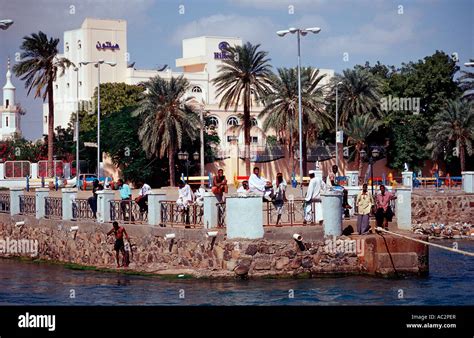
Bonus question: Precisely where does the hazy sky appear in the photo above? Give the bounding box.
[0,0,473,140]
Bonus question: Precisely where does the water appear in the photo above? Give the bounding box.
[0,240,473,305]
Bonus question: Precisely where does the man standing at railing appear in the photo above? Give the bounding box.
[177,180,194,226]
[249,167,267,195]
[304,170,325,225]
[375,184,397,230]
[135,180,151,213]
[88,179,103,219]
[117,179,133,222]
[107,221,130,268]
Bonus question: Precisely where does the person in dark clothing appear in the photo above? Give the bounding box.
[107,221,130,268]
[88,179,103,218]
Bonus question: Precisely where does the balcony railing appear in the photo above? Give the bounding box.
[263,198,319,226]
[110,200,147,224]
[239,146,285,162]
[19,195,35,216]
[45,197,63,219]
[0,193,10,213]
[160,201,203,228]
[72,198,95,220]
[216,202,226,228]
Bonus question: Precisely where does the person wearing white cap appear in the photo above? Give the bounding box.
[304,170,325,224]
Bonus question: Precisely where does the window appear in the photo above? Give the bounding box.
[5,99,9,108]
[251,118,258,127]
[191,86,202,93]
[77,40,82,49]
[67,83,70,88]
[44,116,47,123]
[227,116,239,126]
[65,43,69,52]
[79,81,82,87]
[251,136,258,143]
[5,117,8,127]
[55,84,58,90]
[227,135,238,142]
[207,116,219,127]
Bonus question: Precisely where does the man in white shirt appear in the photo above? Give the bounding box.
[177,181,194,226]
[249,167,267,195]
[304,170,325,225]
[236,180,250,196]
[135,180,151,213]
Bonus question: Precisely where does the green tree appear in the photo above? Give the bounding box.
[426,99,474,172]
[212,42,273,175]
[132,75,200,186]
[259,67,329,175]
[459,58,474,101]
[13,31,73,176]
[92,82,144,116]
[344,114,381,177]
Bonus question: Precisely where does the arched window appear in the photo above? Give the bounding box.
[227,116,239,126]
[191,86,202,93]
[65,43,69,52]
[207,116,219,130]
[77,40,82,49]
[251,117,258,127]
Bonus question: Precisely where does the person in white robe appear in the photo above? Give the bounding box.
[248,167,267,195]
[176,181,194,210]
[304,170,325,224]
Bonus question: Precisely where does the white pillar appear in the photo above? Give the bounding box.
[462,171,474,193]
[96,190,115,223]
[402,171,413,191]
[35,188,49,219]
[203,192,219,229]
[61,188,76,221]
[346,170,359,187]
[147,191,166,226]
[10,187,23,216]
[321,190,343,237]
[31,163,38,179]
[396,187,412,230]
[226,195,263,239]
[0,163,4,179]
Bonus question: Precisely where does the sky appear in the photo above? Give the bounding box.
[0,0,473,140]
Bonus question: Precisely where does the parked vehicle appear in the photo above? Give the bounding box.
[78,174,114,190]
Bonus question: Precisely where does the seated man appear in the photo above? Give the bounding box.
[176,181,194,225]
[236,180,250,195]
[248,167,267,196]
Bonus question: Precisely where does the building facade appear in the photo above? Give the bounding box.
[0,58,21,140]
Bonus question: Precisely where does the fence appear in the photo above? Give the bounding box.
[4,161,31,178]
[0,193,10,213]
[110,200,148,224]
[45,197,63,219]
[72,198,95,220]
[19,195,35,216]
[217,202,226,228]
[263,198,318,226]
[160,201,203,227]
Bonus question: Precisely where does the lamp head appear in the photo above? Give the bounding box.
[276,30,289,37]
[288,27,298,34]
[305,27,321,34]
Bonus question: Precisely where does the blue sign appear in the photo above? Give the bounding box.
[214,41,232,60]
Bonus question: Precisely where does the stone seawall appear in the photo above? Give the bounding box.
[412,193,474,224]
[0,213,429,278]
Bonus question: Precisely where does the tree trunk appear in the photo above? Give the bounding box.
[302,131,308,176]
[459,144,465,172]
[243,90,251,175]
[47,83,54,177]
[357,147,364,180]
[169,146,176,187]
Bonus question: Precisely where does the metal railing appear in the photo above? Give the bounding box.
[263,198,318,226]
[160,201,203,227]
[110,200,148,224]
[239,146,285,162]
[72,198,95,220]
[19,195,35,216]
[216,202,226,228]
[45,197,63,219]
[0,193,10,213]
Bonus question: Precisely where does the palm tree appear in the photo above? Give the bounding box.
[426,99,474,172]
[212,42,273,175]
[132,75,200,186]
[13,31,73,177]
[259,67,330,175]
[328,68,383,128]
[344,114,381,177]
[459,59,474,101]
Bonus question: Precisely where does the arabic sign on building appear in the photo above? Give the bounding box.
[96,41,120,51]
[214,41,231,60]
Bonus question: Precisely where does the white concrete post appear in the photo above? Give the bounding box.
[226,195,263,239]
[35,188,49,219]
[9,187,23,216]
[96,190,115,223]
[462,171,474,193]
[147,191,167,226]
[61,188,76,221]
[346,170,359,187]
[396,187,412,230]
[314,169,323,182]
[203,192,219,229]
[31,163,38,179]
[321,190,343,237]
[0,163,5,180]
[402,171,413,191]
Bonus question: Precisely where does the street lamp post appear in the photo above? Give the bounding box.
[360,147,381,195]
[335,81,343,166]
[277,26,321,195]
[178,151,200,182]
[199,105,205,187]
[73,67,80,188]
[79,60,116,176]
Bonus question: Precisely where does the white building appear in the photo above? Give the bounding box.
[0,58,22,140]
